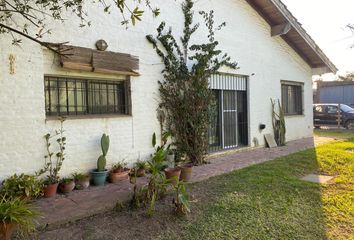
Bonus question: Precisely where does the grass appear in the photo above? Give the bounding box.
[159,137,354,240]
[314,128,354,139]
[35,132,354,240]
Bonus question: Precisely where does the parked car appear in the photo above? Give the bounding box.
[313,103,354,129]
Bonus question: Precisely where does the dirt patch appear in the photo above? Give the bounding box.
[28,185,206,240]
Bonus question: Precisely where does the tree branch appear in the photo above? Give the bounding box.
[0,23,66,56]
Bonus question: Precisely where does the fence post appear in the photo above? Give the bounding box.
[337,104,341,129]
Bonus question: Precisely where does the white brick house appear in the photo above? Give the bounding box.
[0,0,336,180]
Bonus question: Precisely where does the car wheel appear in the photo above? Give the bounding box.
[345,120,354,130]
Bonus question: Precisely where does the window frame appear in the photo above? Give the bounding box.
[281,80,304,116]
[44,75,132,118]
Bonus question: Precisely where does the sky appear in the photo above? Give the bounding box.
[281,0,354,80]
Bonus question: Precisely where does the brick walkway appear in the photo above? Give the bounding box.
[35,137,319,229]
[192,137,316,182]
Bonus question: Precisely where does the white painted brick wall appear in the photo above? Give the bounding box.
[0,0,313,180]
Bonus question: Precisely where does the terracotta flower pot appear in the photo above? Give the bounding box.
[109,169,130,183]
[43,183,59,198]
[136,169,146,177]
[0,223,15,240]
[75,178,90,190]
[164,167,181,185]
[179,163,193,182]
[59,180,75,193]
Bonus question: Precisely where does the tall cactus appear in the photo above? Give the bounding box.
[271,99,286,146]
[278,100,286,146]
[97,134,110,172]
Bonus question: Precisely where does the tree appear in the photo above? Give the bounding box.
[347,24,354,48]
[0,0,159,53]
[339,71,354,81]
[146,0,238,165]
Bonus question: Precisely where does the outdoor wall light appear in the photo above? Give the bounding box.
[259,124,266,130]
[96,39,108,51]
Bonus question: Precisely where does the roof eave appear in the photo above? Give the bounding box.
[269,0,338,74]
[246,0,338,74]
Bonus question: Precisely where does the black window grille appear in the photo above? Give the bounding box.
[45,76,130,116]
[208,89,248,152]
[281,83,303,115]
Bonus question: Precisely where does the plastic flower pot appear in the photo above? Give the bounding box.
[59,180,75,193]
[109,168,130,183]
[43,183,59,198]
[0,223,15,240]
[75,177,90,190]
[164,167,181,185]
[91,170,108,186]
[179,163,193,182]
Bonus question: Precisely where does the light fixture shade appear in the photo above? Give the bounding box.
[96,40,108,51]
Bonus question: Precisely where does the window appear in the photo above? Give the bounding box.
[340,104,353,113]
[281,82,303,115]
[314,105,324,113]
[45,76,131,116]
[326,105,338,114]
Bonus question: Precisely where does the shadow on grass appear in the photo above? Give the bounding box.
[167,147,328,240]
[165,137,353,240]
[31,137,354,240]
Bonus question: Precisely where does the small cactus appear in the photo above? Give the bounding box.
[97,134,109,172]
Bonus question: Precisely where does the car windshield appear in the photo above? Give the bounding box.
[340,104,354,113]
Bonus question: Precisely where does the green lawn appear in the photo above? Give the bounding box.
[314,129,354,140]
[36,135,354,240]
[160,138,354,240]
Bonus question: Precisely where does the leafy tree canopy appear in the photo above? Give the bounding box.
[339,71,354,81]
[0,0,159,50]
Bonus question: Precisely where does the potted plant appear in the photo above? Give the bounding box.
[109,161,130,183]
[37,117,66,198]
[179,163,193,182]
[134,160,148,177]
[0,174,44,200]
[164,167,181,185]
[172,179,190,215]
[91,134,110,186]
[73,173,90,190]
[0,196,39,240]
[58,178,75,193]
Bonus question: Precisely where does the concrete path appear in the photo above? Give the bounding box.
[34,137,320,229]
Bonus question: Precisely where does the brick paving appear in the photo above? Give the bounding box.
[191,137,316,182]
[34,137,322,229]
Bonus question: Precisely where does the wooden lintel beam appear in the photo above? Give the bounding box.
[271,23,292,37]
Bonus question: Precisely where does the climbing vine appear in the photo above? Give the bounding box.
[146,0,238,165]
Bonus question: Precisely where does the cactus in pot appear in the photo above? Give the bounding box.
[97,134,109,172]
[91,134,110,186]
